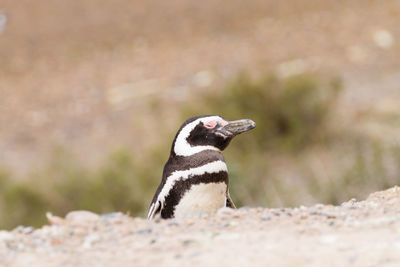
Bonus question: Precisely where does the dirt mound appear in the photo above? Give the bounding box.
[1,186,400,267]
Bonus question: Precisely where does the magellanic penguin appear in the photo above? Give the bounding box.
[147,115,256,220]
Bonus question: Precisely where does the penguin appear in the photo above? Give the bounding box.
[147,115,256,220]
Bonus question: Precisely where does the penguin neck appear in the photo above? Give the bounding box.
[164,149,227,178]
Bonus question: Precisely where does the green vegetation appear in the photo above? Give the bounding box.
[183,73,341,151]
[0,148,163,229]
[1,72,399,229]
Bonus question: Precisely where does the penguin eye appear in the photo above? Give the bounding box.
[204,120,218,129]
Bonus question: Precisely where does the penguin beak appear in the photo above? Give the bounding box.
[217,119,256,137]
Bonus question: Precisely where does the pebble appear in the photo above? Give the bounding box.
[217,207,235,216]
[261,214,271,221]
[0,231,14,242]
[82,233,101,249]
[66,210,100,223]
[21,227,34,235]
[320,234,338,244]
[13,226,34,234]
[46,212,64,225]
[100,212,129,220]
[167,222,179,227]
[136,228,152,234]
[182,239,196,246]
[300,214,308,220]
[222,221,239,227]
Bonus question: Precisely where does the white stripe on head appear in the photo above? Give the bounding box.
[156,160,228,208]
[174,116,225,156]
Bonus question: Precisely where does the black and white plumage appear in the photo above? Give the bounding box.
[147,115,256,220]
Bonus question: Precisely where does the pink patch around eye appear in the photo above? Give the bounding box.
[204,120,218,129]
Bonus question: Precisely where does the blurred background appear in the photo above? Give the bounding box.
[1,0,400,229]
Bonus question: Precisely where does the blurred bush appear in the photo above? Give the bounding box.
[183,73,342,152]
[0,148,163,229]
[1,72,400,229]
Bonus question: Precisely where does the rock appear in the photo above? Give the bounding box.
[65,210,100,223]
[136,228,152,235]
[100,212,130,224]
[82,233,101,249]
[320,234,338,244]
[46,212,65,225]
[272,211,280,216]
[261,214,271,221]
[216,207,235,217]
[100,212,129,220]
[0,231,14,242]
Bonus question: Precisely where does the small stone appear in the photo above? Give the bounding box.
[325,213,337,219]
[195,212,210,219]
[0,231,14,242]
[261,214,271,221]
[46,212,64,225]
[167,222,179,227]
[82,233,101,249]
[136,228,152,234]
[66,210,100,223]
[190,252,202,258]
[182,239,196,246]
[320,234,338,244]
[222,221,238,227]
[300,214,308,220]
[12,226,25,233]
[217,207,235,216]
[100,212,129,220]
[33,237,45,246]
[21,227,34,235]
[348,255,358,264]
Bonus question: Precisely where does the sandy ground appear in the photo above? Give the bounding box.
[1,186,400,267]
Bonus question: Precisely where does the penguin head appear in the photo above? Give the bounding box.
[172,115,256,157]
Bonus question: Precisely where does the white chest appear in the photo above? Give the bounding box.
[173,182,227,219]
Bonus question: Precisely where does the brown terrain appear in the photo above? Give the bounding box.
[1,0,400,174]
[1,186,400,267]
